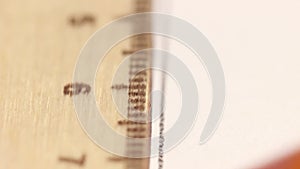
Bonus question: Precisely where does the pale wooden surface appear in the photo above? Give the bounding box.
[0,0,152,168]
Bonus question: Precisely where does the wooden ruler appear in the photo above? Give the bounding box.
[0,0,154,169]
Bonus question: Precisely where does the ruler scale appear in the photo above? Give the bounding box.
[0,0,155,169]
[124,1,152,169]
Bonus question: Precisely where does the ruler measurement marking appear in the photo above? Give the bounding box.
[124,1,152,169]
[58,154,86,166]
[68,14,96,27]
[63,83,91,96]
[107,1,153,169]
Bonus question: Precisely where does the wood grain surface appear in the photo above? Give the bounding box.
[0,0,153,169]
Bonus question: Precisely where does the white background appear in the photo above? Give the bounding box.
[150,0,300,169]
